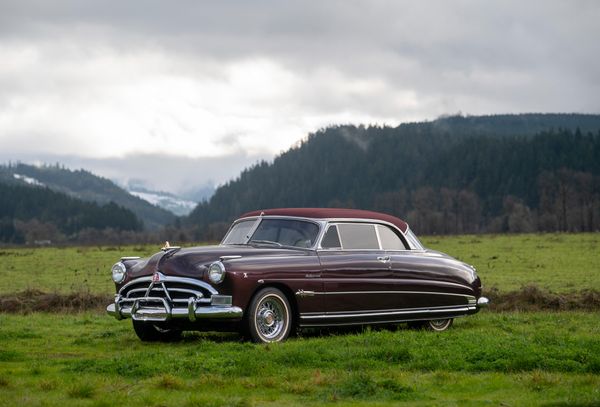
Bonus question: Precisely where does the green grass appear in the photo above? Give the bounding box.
[0,312,599,406]
[422,233,600,292]
[0,234,599,405]
[0,244,211,295]
[0,233,599,296]
[0,245,156,294]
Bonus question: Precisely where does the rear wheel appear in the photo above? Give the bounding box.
[426,318,453,331]
[132,320,182,342]
[408,318,453,331]
[247,287,292,343]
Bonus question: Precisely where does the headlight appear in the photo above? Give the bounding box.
[208,261,226,284]
[111,262,127,283]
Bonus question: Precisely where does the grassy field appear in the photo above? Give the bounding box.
[0,233,599,295]
[421,233,600,292]
[0,312,599,406]
[0,233,599,405]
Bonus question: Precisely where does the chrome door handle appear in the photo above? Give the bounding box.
[377,256,390,263]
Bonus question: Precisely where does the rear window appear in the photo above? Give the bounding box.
[377,224,407,250]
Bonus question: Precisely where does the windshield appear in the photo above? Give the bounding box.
[222,219,256,245]
[222,218,320,248]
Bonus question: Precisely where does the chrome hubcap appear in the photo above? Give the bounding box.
[256,296,287,340]
[263,310,275,326]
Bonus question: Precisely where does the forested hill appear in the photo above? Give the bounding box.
[0,182,142,244]
[0,163,175,229]
[187,114,600,238]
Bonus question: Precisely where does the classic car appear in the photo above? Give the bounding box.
[107,208,489,343]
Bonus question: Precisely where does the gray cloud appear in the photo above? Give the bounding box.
[0,152,270,195]
[2,0,598,115]
[0,0,599,191]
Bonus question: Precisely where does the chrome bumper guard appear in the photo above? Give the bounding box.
[477,296,490,308]
[106,294,243,322]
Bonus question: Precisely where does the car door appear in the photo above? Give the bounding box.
[318,222,394,316]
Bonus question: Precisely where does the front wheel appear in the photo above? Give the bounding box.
[247,287,292,343]
[132,320,182,342]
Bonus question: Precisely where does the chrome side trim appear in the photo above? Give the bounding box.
[312,290,475,300]
[300,304,475,320]
[296,289,315,297]
[300,314,469,327]
[302,303,472,316]
[220,255,242,261]
[120,256,141,261]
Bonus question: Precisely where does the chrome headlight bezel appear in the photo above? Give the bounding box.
[111,262,127,284]
[207,261,226,284]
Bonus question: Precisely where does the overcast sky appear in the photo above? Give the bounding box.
[1,0,599,193]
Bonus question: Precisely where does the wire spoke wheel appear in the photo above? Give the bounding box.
[427,318,453,332]
[248,288,291,343]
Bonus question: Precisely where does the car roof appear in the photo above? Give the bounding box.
[239,208,409,233]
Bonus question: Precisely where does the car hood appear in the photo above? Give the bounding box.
[122,244,311,281]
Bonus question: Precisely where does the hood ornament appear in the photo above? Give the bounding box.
[161,241,182,254]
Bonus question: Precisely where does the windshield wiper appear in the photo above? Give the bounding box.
[249,239,283,247]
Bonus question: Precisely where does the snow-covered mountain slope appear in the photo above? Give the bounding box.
[128,189,197,216]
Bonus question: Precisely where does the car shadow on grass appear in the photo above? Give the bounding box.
[177,323,414,344]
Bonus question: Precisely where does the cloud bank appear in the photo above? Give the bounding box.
[0,0,598,191]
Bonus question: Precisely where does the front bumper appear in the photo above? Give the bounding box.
[106,294,243,323]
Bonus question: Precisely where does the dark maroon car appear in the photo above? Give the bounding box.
[107,208,489,343]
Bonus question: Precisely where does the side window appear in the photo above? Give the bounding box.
[338,223,379,250]
[321,225,341,249]
[377,225,407,250]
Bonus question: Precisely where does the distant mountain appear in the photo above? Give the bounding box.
[0,182,142,243]
[179,183,215,203]
[187,113,600,238]
[0,163,175,229]
[126,185,197,216]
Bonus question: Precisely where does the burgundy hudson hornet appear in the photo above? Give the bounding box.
[107,208,489,343]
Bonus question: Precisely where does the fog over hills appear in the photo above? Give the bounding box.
[0,163,175,229]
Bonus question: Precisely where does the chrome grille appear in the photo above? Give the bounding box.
[119,275,216,305]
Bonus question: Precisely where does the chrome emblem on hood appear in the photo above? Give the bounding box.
[152,272,162,283]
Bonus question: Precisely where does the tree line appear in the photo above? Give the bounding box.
[186,124,600,239]
[0,183,143,244]
[3,114,600,245]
